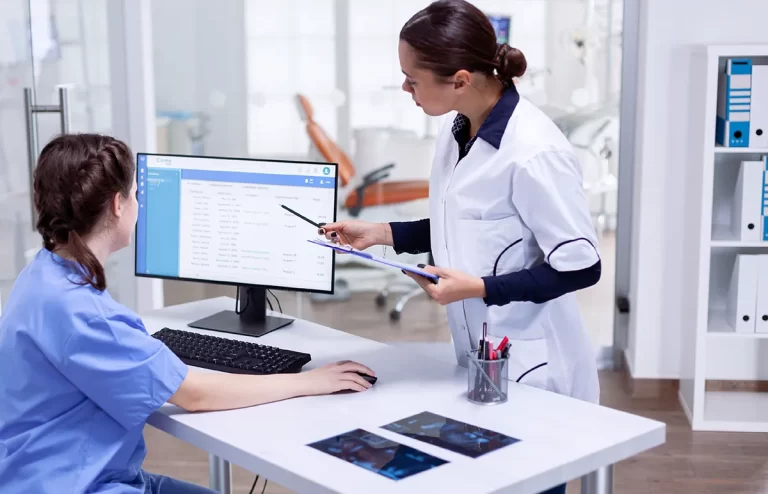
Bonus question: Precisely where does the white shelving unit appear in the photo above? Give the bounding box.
[680,44,768,432]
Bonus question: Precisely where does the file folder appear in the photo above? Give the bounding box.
[716,58,752,147]
[726,254,758,333]
[756,256,768,333]
[731,159,764,242]
[750,64,768,149]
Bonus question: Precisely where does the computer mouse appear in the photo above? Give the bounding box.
[355,371,377,385]
[331,372,377,395]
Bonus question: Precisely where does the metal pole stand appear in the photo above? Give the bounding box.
[23,87,70,230]
[208,454,232,494]
[581,465,614,494]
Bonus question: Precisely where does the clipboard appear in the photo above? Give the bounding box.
[307,239,439,283]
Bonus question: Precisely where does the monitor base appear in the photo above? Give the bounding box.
[187,286,294,338]
[188,310,294,338]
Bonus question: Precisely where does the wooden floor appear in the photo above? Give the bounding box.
[143,289,768,494]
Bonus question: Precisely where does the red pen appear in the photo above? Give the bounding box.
[495,336,509,353]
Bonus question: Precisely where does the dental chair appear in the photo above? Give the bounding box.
[295,94,432,321]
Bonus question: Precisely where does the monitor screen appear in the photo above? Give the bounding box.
[135,153,337,293]
[488,14,511,45]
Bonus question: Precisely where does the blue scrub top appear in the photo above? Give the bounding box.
[0,249,188,493]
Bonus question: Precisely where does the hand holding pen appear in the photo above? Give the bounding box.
[281,204,366,250]
[317,219,391,252]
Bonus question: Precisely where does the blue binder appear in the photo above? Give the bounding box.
[716,58,753,147]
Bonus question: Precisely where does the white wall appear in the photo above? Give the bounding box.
[107,0,162,312]
[151,0,248,158]
[627,0,768,378]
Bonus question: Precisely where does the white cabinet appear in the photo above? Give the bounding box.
[681,44,768,432]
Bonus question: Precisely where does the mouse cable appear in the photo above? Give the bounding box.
[238,287,276,314]
[236,286,251,315]
[516,362,547,383]
[248,475,259,494]
[267,289,282,313]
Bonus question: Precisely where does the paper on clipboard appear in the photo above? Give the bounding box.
[307,239,439,282]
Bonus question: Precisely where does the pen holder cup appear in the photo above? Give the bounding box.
[467,350,509,405]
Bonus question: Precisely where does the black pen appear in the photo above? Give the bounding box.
[281,204,326,229]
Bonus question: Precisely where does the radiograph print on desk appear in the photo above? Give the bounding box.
[382,411,520,458]
[307,428,448,481]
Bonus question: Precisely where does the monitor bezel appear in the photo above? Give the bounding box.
[133,152,339,296]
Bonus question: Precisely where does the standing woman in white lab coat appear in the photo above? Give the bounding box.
[324,0,600,484]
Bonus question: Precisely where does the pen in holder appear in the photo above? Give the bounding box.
[467,349,509,405]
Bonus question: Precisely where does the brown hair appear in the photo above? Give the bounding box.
[400,0,526,87]
[33,134,135,291]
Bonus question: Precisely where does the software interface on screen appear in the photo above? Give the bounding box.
[135,154,336,292]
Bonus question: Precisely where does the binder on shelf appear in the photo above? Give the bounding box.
[764,157,768,242]
[750,65,768,149]
[716,58,752,147]
[756,256,768,333]
[731,159,764,242]
[726,254,758,333]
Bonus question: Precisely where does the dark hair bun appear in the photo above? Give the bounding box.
[495,43,527,85]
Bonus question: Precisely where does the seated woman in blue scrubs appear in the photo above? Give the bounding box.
[0,134,375,493]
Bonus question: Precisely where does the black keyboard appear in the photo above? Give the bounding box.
[153,328,311,375]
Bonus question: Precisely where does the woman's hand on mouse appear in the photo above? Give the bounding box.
[300,360,376,395]
[404,265,486,305]
[317,221,392,251]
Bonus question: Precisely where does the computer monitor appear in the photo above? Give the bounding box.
[487,14,511,45]
[135,153,338,337]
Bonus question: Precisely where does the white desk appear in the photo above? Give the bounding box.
[144,297,665,494]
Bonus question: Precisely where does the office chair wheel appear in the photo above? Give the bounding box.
[375,293,387,308]
[389,309,401,321]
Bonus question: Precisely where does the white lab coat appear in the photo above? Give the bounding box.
[429,96,600,404]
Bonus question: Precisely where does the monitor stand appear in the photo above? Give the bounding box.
[187,286,294,338]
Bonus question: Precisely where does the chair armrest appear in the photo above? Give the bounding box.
[361,163,395,185]
[348,163,395,217]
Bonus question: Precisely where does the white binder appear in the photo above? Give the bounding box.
[731,160,764,242]
[726,254,760,333]
[726,254,758,333]
[750,65,768,149]
[756,256,768,333]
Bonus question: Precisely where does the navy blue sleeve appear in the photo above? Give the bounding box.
[389,219,431,255]
[482,260,601,306]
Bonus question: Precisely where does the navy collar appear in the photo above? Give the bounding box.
[451,84,520,152]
